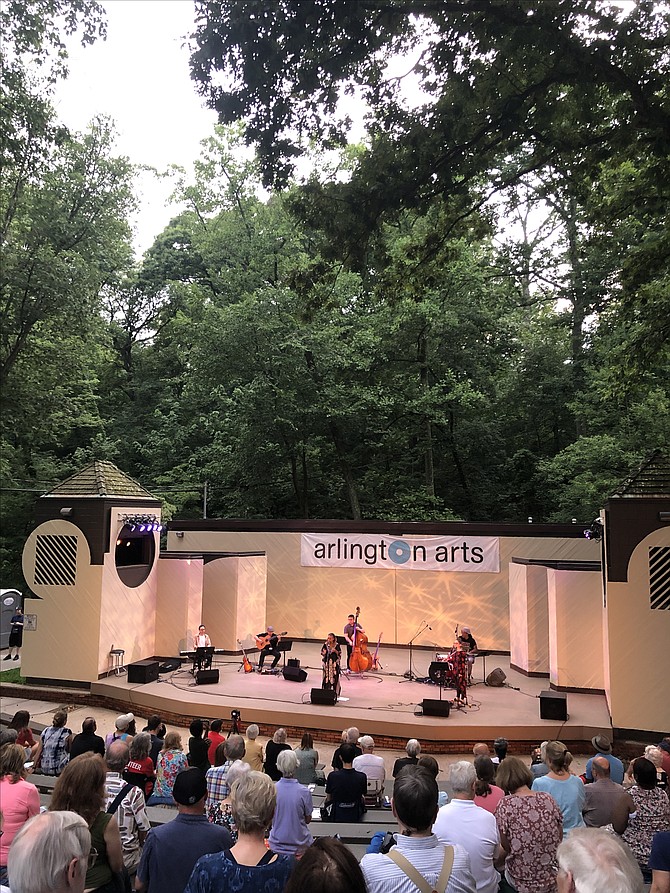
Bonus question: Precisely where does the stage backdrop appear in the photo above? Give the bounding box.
[166,521,597,653]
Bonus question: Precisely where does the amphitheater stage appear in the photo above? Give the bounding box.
[91,641,611,749]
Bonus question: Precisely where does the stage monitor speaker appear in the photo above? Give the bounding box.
[287,658,301,668]
[310,688,337,706]
[127,660,159,685]
[421,698,451,717]
[282,666,307,682]
[539,690,567,721]
[196,668,220,685]
[486,667,507,687]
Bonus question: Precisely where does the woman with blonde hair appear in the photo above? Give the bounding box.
[531,740,585,836]
[185,770,295,891]
[147,730,188,805]
[50,753,123,892]
[0,744,40,886]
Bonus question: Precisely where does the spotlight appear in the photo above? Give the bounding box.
[583,518,603,542]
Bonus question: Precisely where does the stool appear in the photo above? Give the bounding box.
[109,648,126,676]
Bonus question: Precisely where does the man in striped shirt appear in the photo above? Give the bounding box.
[361,765,476,893]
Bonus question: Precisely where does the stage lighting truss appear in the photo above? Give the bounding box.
[583,518,603,541]
[120,513,163,534]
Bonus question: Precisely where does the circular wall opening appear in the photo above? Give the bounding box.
[115,525,156,587]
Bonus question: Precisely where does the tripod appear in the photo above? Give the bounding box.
[400,622,430,683]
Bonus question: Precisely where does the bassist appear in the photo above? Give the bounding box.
[343,612,365,670]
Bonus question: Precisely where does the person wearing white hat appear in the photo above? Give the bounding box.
[457,627,478,683]
[105,713,135,750]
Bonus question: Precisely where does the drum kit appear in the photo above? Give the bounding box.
[428,641,471,689]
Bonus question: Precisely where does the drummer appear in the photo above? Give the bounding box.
[458,626,478,682]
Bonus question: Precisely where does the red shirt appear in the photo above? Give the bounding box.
[208,731,225,766]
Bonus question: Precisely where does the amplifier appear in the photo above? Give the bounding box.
[539,690,567,721]
[127,660,159,685]
[421,698,451,717]
[196,668,220,685]
[282,666,307,682]
[287,658,301,668]
[310,688,337,706]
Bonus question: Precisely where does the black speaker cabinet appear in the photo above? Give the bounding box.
[310,688,337,706]
[287,658,301,668]
[127,660,159,685]
[422,698,451,717]
[486,667,507,687]
[196,668,220,685]
[539,690,567,721]
[282,665,308,682]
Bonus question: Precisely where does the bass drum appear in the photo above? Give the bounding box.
[428,660,455,687]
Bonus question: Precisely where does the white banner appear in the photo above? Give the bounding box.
[301,533,500,573]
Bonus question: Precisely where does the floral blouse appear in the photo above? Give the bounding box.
[153,749,188,800]
[495,791,563,893]
[621,785,670,870]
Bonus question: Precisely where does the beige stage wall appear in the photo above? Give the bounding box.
[605,528,670,733]
[509,562,550,676]
[547,568,604,691]
[165,530,598,653]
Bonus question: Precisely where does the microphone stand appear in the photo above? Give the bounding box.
[400,622,430,683]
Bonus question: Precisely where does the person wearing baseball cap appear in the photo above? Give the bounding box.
[457,626,478,683]
[104,713,135,750]
[585,734,625,784]
[136,768,232,893]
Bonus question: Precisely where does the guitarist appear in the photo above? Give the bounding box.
[256,625,282,672]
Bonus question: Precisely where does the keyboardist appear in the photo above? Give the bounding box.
[194,624,212,650]
[193,624,213,671]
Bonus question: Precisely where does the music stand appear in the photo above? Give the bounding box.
[277,639,293,668]
[194,646,214,672]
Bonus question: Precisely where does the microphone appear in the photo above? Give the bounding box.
[427,626,432,630]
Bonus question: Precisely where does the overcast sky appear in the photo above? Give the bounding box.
[54,0,219,257]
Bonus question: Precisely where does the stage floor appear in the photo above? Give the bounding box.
[92,642,612,747]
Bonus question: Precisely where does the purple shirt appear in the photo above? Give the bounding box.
[268,777,313,855]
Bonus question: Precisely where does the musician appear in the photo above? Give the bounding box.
[451,640,469,706]
[193,624,212,670]
[343,613,365,670]
[458,626,478,682]
[257,625,281,672]
[321,633,342,694]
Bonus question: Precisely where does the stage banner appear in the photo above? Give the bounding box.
[301,534,500,573]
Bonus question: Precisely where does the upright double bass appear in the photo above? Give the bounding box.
[349,605,373,673]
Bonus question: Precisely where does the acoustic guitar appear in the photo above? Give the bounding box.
[237,640,254,673]
[254,630,288,649]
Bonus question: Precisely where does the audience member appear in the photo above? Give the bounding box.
[0,744,40,886]
[530,743,550,779]
[324,743,367,822]
[418,755,448,808]
[433,760,502,893]
[360,765,475,893]
[284,837,368,893]
[556,826,644,893]
[206,719,225,767]
[532,740,585,836]
[473,755,505,814]
[585,734,624,784]
[7,810,90,893]
[7,711,38,760]
[104,740,150,876]
[332,727,362,771]
[295,732,320,785]
[492,737,508,766]
[50,753,124,892]
[70,717,105,760]
[142,716,165,768]
[659,740,670,777]
[649,831,670,893]
[0,730,18,747]
[188,719,210,772]
[34,709,73,776]
[242,724,264,772]
[353,735,386,785]
[392,738,421,777]
[104,713,134,750]
[183,771,295,892]
[473,743,491,758]
[269,749,314,856]
[206,734,245,814]
[613,757,670,882]
[136,767,233,893]
[265,727,291,781]
[582,755,624,827]
[208,760,250,840]
[495,755,563,893]
[627,746,669,791]
[147,731,188,805]
[124,732,155,798]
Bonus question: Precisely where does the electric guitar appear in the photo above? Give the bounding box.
[237,639,254,673]
[254,630,288,649]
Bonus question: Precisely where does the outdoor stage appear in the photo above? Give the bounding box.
[92,641,612,748]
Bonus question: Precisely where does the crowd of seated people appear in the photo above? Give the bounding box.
[5,713,670,893]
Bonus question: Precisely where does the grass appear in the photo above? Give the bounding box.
[0,667,26,684]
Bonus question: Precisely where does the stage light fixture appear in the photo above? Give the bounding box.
[583,518,603,541]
